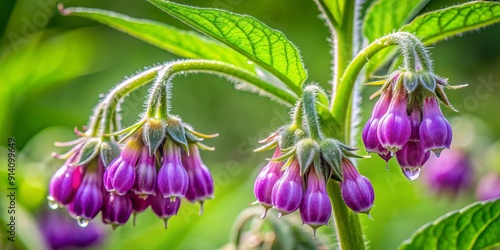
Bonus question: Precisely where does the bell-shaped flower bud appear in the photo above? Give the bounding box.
[271,160,303,217]
[182,144,214,214]
[419,97,452,156]
[362,92,392,156]
[102,193,133,229]
[377,93,411,153]
[149,195,181,228]
[104,137,142,195]
[68,165,103,226]
[396,141,430,181]
[157,140,189,199]
[476,173,500,201]
[299,169,331,235]
[340,159,375,214]
[48,154,84,207]
[424,150,473,195]
[132,146,157,198]
[253,147,283,217]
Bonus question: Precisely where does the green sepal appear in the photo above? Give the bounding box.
[184,125,219,139]
[166,117,189,154]
[143,119,167,156]
[403,72,419,93]
[435,85,458,112]
[195,142,215,151]
[71,138,101,166]
[295,138,320,176]
[254,140,278,153]
[280,156,295,172]
[279,124,299,150]
[419,73,436,92]
[99,139,121,167]
[320,139,343,181]
[270,148,295,162]
[185,131,203,143]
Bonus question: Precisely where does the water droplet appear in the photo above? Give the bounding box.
[402,167,421,181]
[277,212,283,218]
[98,93,105,99]
[261,208,269,219]
[77,217,89,228]
[47,197,59,210]
[247,60,254,65]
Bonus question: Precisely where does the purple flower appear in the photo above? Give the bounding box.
[39,210,103,249]
[132,146,157,198]
[253,147,283,217]
[181,144,214,213]
[396,141,430,181]
[102,192,133,229]
[362,92,392,157]
[149,195,181,228]
[409,108,422,141]
[157,140,189,199]
[48,157,84,207]
[271,160,303,217]
[340,159,375,214]
[68,163,104,224]
[130,192,150,226]
[424,149,473,195]
[299,168,331,235]
[377,94,411,153]
[419,97,452,156]
[476,173,500,201]
[104,138,142,195]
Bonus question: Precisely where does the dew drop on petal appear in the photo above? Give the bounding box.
[47,197,59,210]
[77,217,89,228]
[402,167,421,181]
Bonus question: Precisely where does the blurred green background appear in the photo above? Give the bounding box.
[1,0,499,249]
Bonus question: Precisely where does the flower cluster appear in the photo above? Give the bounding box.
[363,71,455,180]
[254,127,374,235]
[48,118,215,229]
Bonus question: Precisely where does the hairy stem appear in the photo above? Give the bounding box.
[145,59,299,119]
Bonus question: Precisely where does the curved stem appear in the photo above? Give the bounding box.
[331,32,422,136]
[145,60,299,119]
[302,87,322,140]
[100,66,164,137]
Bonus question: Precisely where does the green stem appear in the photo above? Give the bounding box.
[302,87,322,140]
[327,180,366,249]
[144,59,299,118]
[100,66,163,138]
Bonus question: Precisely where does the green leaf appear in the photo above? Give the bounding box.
[363,0,429,75]
[401,1,500,45]
[399,199,500,250]
[147,0,307,94]
[59,6,252,71]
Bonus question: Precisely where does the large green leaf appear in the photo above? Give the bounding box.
[59,6,252,71]
[399,199,500,250]
[363,0,429,75]
[401,1,500,45]
[147,0,307,94]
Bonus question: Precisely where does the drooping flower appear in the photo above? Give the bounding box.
[362,90,392,157]
[424,149,473,196]
[299,168,331,235]
[181,143,214,214]
[377,91,411,153]
[271,160,303,217]
[104,137,142,195]
[48,155,84,207]
[157,139,189,199]
[419,97,452,156]
[149,194,181,228]
[340,159,375,214]
[253,147,283,217]
[132,146,157,198]
[102,192,133,229]
[396,141,430,181]
[67,160,104,226]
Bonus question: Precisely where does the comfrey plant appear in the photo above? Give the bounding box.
[49,0,500,249]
